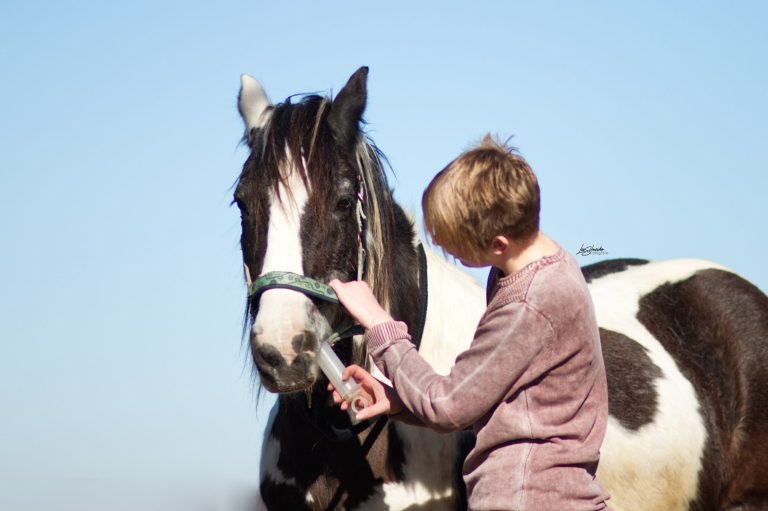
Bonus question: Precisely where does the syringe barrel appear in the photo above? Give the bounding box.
[317,341,358,398]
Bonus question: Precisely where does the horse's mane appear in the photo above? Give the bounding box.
[240,94,398,361]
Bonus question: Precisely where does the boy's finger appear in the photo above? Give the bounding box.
[355,408,374,421]
[355,402,386,421]
[372,383,386,402]
[342,365,361,381]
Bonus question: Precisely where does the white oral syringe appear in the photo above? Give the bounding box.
[317,341,371,423]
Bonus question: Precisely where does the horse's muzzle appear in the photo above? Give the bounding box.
[251,334,320,393]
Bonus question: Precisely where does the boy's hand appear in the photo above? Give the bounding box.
[327,364,404,422]
[328,280,394,329]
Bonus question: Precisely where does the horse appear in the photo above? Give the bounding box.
[233,66,768,511]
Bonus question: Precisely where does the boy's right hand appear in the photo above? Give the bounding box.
[328,364,404,422]
[328,280,394,329]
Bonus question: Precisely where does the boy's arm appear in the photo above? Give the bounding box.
[327,278,553,432]
[367,302,554,433]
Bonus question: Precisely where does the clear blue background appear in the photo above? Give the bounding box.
[1,1,766,509]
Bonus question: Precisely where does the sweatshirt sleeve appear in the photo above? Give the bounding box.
[365,302,554,432]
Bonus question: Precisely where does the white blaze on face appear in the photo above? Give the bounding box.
[252,168,313,364]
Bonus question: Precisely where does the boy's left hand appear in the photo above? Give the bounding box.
[328,279,394,329]
[328,364,404,421]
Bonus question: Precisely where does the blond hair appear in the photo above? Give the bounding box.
[422,135,540,262]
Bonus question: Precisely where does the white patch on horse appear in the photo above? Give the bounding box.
[418,247,486,374]
[259,436,314,508]
[356,424,455,510]
[368,244,485,383]
[396,423,457,490]
[260,437,301,489]
[590,258,730,511]
[357,483,453,510]
[252,166,312,364]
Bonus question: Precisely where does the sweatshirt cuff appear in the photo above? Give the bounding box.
[365,320,411,352]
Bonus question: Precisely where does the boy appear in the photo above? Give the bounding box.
[328,136,611,510]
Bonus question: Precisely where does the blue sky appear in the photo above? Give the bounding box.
[1,1,766,509]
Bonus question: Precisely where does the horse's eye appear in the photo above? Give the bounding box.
[336,198,353,211]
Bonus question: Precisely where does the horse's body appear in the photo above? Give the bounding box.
[234,67,768,511]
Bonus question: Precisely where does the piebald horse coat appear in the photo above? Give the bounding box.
[233,67,768,511]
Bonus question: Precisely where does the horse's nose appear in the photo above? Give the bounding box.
[251,342,318,392]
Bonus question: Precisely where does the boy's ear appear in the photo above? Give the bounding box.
[490,235,509,255]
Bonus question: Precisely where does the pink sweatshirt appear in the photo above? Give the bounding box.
[365,244,611,510]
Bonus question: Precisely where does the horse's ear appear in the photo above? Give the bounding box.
[239,74,272,142]
[328,66,369,147]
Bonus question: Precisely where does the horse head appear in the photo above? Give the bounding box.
[234,67,404,394]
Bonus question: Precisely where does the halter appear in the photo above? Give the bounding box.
[249,272,345,305]
[248,271,365,343]
[247,242,428,363]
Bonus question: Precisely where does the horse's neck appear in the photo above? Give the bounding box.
[410,243,487,375]
[394,226,485,374]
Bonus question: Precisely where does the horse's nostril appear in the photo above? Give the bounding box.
[291,331,318,354]
[289,352,316,381]
[254,344,285,369]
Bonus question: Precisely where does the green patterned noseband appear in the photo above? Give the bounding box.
[248,271,364,344]
[248,271,341,304]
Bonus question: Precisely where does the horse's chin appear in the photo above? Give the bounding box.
[258,373,317,394]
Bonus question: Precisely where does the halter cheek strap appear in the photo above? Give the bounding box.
[355,172,367,282]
